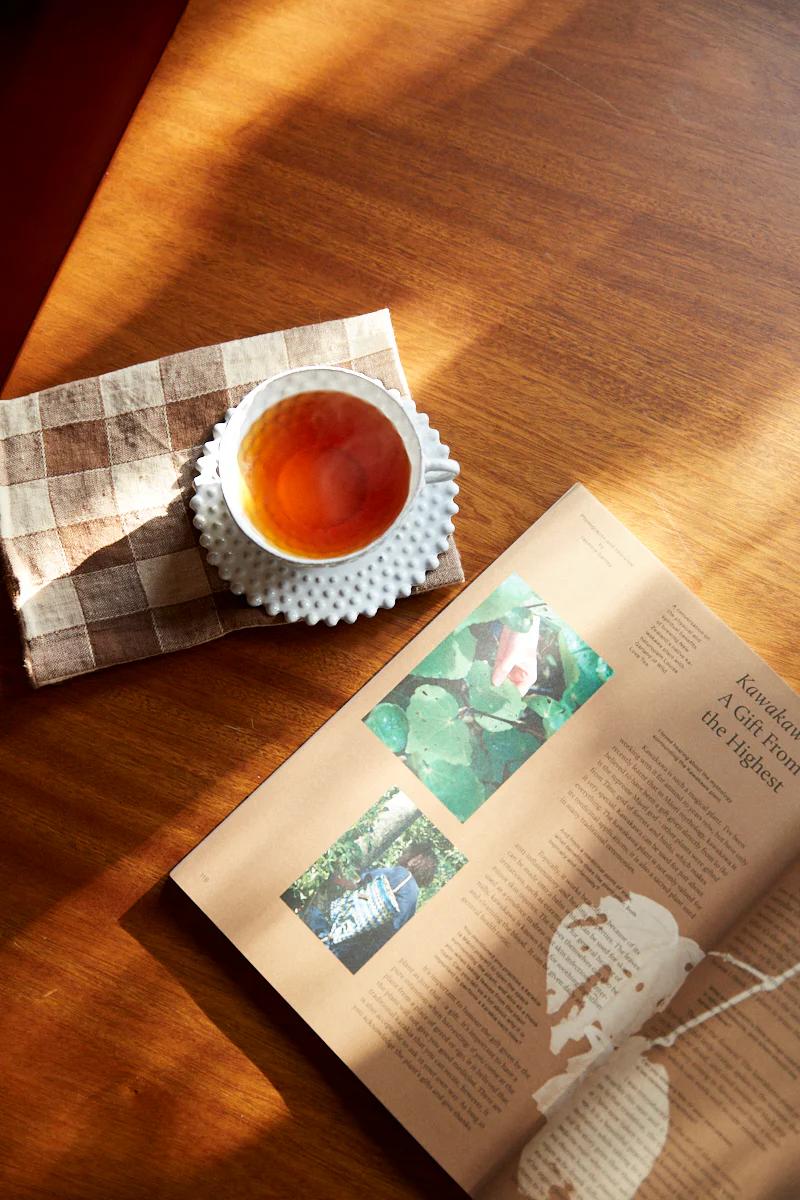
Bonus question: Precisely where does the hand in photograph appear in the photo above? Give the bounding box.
[364,575,614,818]
[491,617,542,695]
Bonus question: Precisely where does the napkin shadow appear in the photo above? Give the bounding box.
[0,563,31,698]
[4,483,215,697]
[116,878,468,1200]
[3,455,463,702]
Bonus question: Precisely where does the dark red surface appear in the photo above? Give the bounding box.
[0,0,187,388]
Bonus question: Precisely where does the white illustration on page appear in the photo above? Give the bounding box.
[516,893,800,1200]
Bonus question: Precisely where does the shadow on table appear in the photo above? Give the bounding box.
[0,489,458,956]
[5,0,799,1190]
[117,879,469,1200]
[11,0,793,638]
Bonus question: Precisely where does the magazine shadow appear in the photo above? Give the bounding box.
[0,487,460,949]
[116,879,469,1200]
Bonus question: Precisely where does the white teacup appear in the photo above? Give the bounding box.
[218,365,459,565]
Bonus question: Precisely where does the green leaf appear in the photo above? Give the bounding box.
[405,684,471,765]
[558,631,611,708]
[544,703,571,736]
[460,574,534,628]
[482,727,541,781]
[527,694,571,737]
[558,625,587,659]
[466,660,526,722]
[471,726,541,789]
[470,742,506,788]
[411,757,486,820]
[503,605,534,633]
[411,627,476,680]
[364,702,409,753]
[559,634,579,692]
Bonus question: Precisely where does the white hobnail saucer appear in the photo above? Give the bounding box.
[190,385,459,625]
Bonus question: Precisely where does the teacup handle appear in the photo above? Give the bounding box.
[424,456,460,485]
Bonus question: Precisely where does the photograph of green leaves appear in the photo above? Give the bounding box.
[363,574,613,821]
[281,787,467,973]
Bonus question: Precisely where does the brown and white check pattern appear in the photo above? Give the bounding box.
[0,311,463,686]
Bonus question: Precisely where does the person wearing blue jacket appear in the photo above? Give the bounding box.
[305,841,437,972]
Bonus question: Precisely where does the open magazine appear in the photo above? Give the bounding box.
[172,484,800,1200]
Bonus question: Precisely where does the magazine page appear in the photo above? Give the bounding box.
[479,858,800,1200]
[171,484,800,1196]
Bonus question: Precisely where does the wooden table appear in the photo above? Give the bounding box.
[3,1,799,1196]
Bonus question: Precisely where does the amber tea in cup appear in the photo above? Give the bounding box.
[237,390,412,560]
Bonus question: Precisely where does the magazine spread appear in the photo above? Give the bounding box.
[171,484,800,1199]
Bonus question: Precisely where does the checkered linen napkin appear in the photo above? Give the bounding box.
[0,310,463,687]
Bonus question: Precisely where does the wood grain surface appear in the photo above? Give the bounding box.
[2,1,799,1197]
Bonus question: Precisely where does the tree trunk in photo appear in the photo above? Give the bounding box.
[301,791,420,918]
[355,789,419,867]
